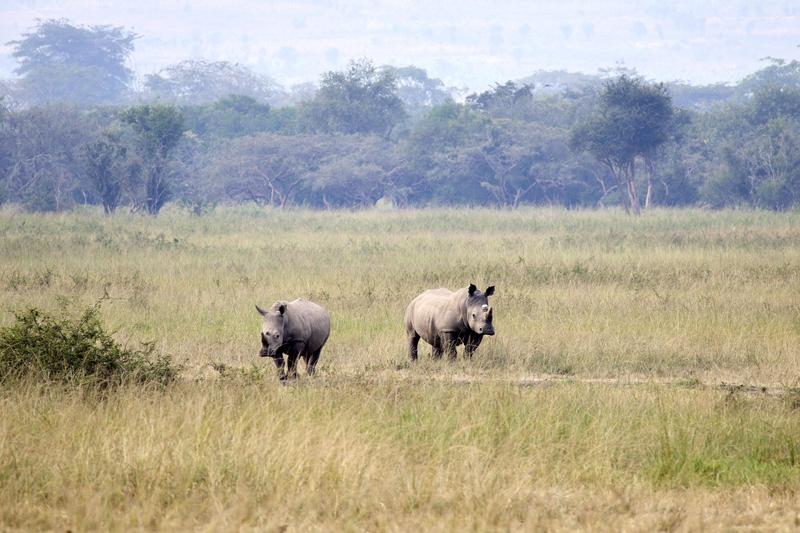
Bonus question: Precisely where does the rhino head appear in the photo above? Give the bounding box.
[466,284,495,336]
[256,303,286,357]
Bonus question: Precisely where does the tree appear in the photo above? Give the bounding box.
[464,78,600,132]
[751,85,800,125]
[0,100,12,205]
[425,119,589,208]
[383,66,452,116]
[120,105,186,214]
[482,123,591,208]
[516,70,604,93]
[570,75,673,214]
[207,134,329,208]
[144,60,285,105]
[640,108,701,207]
[667,81,736,110]
[306,136,409,208]
[182,95,299,138]
[7,19,137,105]
[697,81,800,210]
[404,102,491,204]
[714,118,800,210]
[2,105,100,211]
[81,132,128,213]
[409,103,490,153]
[302,59,406,137]
[466,81,535,120]
[736,58,800,99]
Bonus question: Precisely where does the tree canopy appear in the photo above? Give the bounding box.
[120,105,186,214]
[302,59,407,137]
[144,60,285,106]
[570,75,674,213]
[7,19,137,105]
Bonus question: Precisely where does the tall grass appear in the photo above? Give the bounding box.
[2,380,800,531]
[1,206,800,530]
[1,206,798,383]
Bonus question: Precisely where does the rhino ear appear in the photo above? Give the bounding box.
[468,284,477,296]
[278,304,286,316]
[484,286,495,297]
[256,304,268,316]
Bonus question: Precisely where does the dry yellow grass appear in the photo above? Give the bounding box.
[3,380,800,531]
[1,206,800,531]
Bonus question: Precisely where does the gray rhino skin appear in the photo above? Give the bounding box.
[256,298,331,379]
[404,284,495,360]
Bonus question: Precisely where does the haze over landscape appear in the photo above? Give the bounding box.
[2,0,800,90]
[4,2,800,531]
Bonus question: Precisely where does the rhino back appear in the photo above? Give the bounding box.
[285,299,331,351]
[407,288,466,342]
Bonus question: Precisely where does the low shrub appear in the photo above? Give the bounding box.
[0,304,179,386]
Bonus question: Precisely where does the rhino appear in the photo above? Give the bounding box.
[404,284,495,361]
[256,298,331,379]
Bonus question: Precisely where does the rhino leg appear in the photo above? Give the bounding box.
[271,356,287,380]
[407,331,420,361]
[464,333,483,358]
[431,336,443,359]
[305,348,321,376]
[285,354,298,379]
[441,332,458,360]
[284,343,304,380]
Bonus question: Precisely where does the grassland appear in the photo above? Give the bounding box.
[1,206,800,531]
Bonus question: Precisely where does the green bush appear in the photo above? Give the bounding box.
[0,304,179,386]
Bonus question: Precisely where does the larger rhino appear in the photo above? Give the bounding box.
[404,284,495,361]
[256,298,330,379]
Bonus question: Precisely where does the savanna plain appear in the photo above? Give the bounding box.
[2,206,800,531]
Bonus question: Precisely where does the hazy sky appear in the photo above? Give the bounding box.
[2,0,799,91]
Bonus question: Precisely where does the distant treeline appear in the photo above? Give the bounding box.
[1,19,800,213]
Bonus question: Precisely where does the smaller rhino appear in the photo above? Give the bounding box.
[256,298,331,379]
[404,283,495,361]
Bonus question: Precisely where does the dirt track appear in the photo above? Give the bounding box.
[392,373,792,397]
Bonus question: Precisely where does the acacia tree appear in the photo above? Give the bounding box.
[81,132,128,214]
[306,135,409,208]
[144,60,285,105]
[478,123,577,208]
[120,105,186,214]
[710,117,800,210]
[303,59,406,138]
[429,121,580,208]
[698,83,800,210]
[7,19,137,105]
[739,86,800,209]
[404,102,491,204]
[466,81,535,120]
[207,134,330,208]
[570,75,673,214]
[2,105,97,211]
[383,66,452,116]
